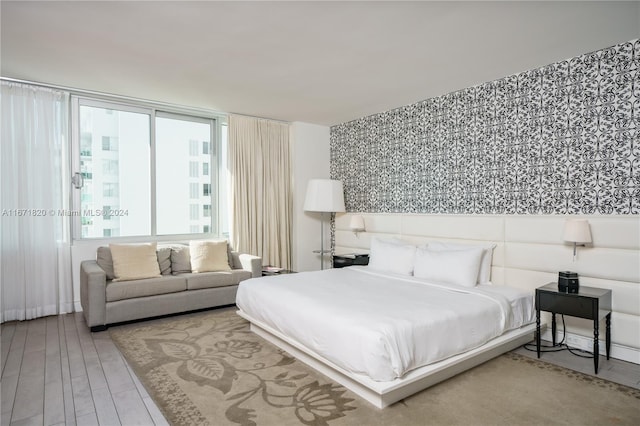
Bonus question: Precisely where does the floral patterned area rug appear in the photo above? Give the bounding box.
[110,308,640,426]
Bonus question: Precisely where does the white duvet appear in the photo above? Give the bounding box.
[236,266,532,382]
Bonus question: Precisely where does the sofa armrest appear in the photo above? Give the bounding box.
[80,260,107,329]
[237,254,262,278]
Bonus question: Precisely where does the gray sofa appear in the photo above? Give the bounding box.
[80,244,261,331]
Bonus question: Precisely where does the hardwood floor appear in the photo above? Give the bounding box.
[514,342,640,390]
[1,313,167,426]
[2,311,639,425]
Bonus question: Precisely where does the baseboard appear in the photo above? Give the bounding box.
[541,329,639,365]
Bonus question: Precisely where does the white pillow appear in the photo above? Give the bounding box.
[189,240,231,273]
[413,246,484,288]
[109,242,161,282]
[368,237,416,276]
[427,242,497,285]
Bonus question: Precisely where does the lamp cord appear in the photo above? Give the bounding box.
[523,314,594,359]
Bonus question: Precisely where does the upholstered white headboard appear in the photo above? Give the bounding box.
[335,214,640,363]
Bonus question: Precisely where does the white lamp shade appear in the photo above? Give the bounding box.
[563,219,592,244]
[350,215,365,231]
[303,179,345,213]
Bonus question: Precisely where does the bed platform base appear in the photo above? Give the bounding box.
[237,309,537,409]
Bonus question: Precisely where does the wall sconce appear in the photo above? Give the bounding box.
[350,215,365,237]
[563,219,592,261]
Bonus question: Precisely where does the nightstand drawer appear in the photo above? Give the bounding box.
[538,292,594,319]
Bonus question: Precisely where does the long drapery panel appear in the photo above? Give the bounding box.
[1,82,73,322]
[228,115,291,269]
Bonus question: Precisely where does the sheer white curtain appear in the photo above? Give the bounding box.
[1,81,73,322]
[228,114,291,269]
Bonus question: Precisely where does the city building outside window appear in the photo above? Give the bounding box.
[72,97,227,239]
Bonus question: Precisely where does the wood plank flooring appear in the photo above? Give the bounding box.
[1,313,167,426]
[514,343,640,389]
[2,310,639,425]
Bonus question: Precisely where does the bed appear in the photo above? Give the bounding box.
[236,262,536,408]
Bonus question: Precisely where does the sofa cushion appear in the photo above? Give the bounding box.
[170,244,192,274]
[170,241,237,274]
[110,242,161,281]
[156,246,172,275]
[106,275,187,302]
[229,251,242,270]
[184,270,252,290]
[97,245,172,278]
[189,240,231,273]
[96,246,116,280]
[232,269,252,283]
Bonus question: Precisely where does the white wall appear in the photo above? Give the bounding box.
[290,122,331,272]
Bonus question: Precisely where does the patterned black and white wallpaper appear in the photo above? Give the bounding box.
[330,39,639,215]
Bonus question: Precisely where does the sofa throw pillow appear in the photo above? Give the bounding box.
[226,244,235,269]
[96,246,116,280]
[156,246,172,275]
[109,242,161,282]
[189,240,232,273]
[170,244,192,274]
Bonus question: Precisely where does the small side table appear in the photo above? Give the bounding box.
[333,254,369,268]
[535,282,612,374]
[261,267,296,277]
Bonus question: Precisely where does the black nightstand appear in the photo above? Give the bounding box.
[535,282,612,374]
[261,267,296,276]
[333,254,369,268]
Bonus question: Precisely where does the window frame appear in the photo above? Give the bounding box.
[71,96,226,241]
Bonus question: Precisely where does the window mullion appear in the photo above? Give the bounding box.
[150,109,157,236]
[211,119,217,236]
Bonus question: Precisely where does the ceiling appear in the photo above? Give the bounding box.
[1,1,638,126]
